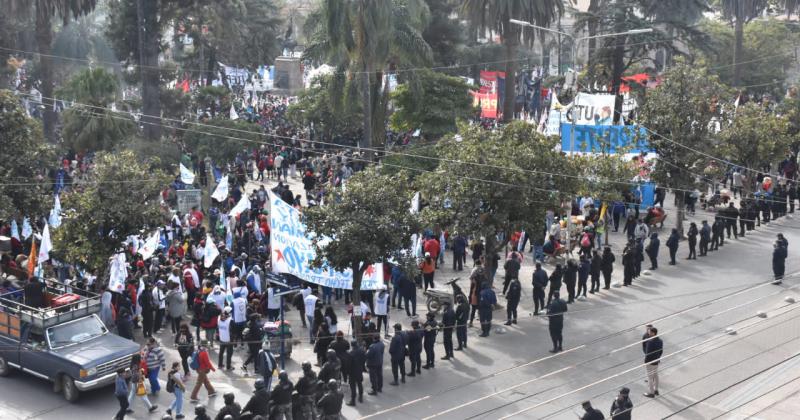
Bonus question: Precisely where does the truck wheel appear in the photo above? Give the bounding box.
[62,375,79,402]
[0,355,10,377]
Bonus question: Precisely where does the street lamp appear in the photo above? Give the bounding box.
[510,19,652,254]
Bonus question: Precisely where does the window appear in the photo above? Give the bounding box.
[46,316,107,349]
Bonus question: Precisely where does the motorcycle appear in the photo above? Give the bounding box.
[424,277,467,313]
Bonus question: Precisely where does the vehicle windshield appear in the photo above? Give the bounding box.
[46,316,107,348]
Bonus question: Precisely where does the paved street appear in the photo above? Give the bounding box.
[2,181,800,420]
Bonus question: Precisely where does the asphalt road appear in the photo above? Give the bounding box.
[3,180,800,420]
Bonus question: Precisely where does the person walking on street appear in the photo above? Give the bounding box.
[564,259,578,303]
[189,342,216,402]
[773,240,788,285]
[687,222,698,260]
[255,341,278,390]
[601,247,615,290]
[270,371,293,419]
[580,401,605,420]
[590,250,602,293]
[166,361,186,419]
[532,263,548,315]
[452,233,467,271]
[346,340,366,406]
[666,228,679,265]
[441,301,456,359]
[365,336,384,394]
[502,253,521,295]
[546,264,563,305]
[144,338,166,396]
[128,354,157,413]
[407,320,423,375]
[454,295,468,350]
[216,308,234,370]
[646,233,660,270]
[422,313,438,368]
[504,276,521,325]
[241,379,270,420]
[577,255,590,297]
[643,327,663,398]
[114,369,130,420]
[547,291,568,353]
[610,387,633,420]
[317,380,344,420]
[389,324,406,385]
[478,282,497,337]
[699,220,711,256]
[295,362,319,417]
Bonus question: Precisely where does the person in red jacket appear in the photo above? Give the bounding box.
[424,236,441,268]
[190,342,217,402]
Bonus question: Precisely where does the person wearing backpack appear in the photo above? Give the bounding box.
[166,361,186,419]
[174,323,194,376]
[189,342,217,402]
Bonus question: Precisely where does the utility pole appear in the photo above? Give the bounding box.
[557,12,563,76]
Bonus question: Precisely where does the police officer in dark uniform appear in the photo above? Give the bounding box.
[547,291,568,353]
[294,361,318,419]
[317,379,344,420]
[407,320,423,376]
[422,313,438,368]
[318,349,342,384]
[440,302,455,360]
[388,323,406,385]
[532,263,548,315]
[504,276,521,325]
[365,336,384,394]
[346,340,366,406]
[269,371,293,419]
[580,400,605,420]
[546,264,563,305]
[454,295,469,350]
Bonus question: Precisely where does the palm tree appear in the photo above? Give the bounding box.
[306,0,432,152]
[6,0,99,142]
[57,68,134,152]
[462,0,562,123]
[720,0,769,86]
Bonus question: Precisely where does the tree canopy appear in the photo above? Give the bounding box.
[390,69,475,138]
[51,150,170,270]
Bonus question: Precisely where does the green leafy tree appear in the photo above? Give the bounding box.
[305,0,433,153]
[718,0,769,87]
[182,117,262,163]
[4,0,99,142]
[0,90,55,220]
[304,168,419,336]
[58,68,135,152]
[637,61,729,236]
[694,18,797,95]
[390,69,475,138]
[419,121,578,258]
[286,74,363,141]
[462,0,562,122]
[173,0,283,85]
[716,102,792,193]
[422,0,467,67]
[52,150,170,270]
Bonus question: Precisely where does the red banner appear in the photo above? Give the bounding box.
[473,70,505,119]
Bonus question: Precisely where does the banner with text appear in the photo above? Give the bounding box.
[269,192,384,290]
[560,124,650,154]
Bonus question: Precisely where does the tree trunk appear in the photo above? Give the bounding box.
[361,63,373,154]
[586,0,600,77]
[732,17,744,87]
[205,47,215,87]
[674,191,686,237]
[139,0,162,141]
[35,10,55,143]
[502,33,518,123]
[351,263,364,339]
[610,40,625,124]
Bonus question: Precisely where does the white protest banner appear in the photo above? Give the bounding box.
[211,175,229,202]
[38,223,52,263]
[49,195,62,228]
[138,230,161,261]
[268,191,384,290]
[108,252,128,293]
[544,93,566,136]
[229,195,251,217]
[203,234,220,268]
[10,220,19,241]
[566,93,615,125]
[180,163,195,185]
[410,192,420,214]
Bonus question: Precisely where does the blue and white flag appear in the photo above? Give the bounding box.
[203,234,219,268]
[228,195,250,217]
[10,220,19,241]
[38,224,52,263]
[21,217,32,240]
[49,195,62,228]
[211,175,229,202]
[179,163,195,185]
[138,230,161,261]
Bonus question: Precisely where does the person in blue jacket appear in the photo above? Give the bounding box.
[478,283,497,337]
